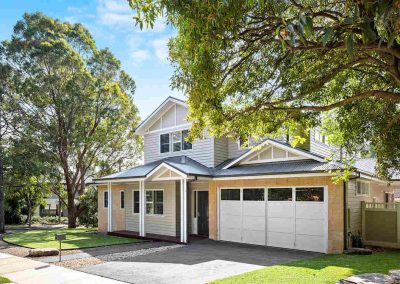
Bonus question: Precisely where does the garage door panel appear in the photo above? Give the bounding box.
[296,219,325,236]
[243,230,265,245]
[243,215,265,230]
[220,228,241,243]
[296,203,325,219]
[220,214,242,228]
[243,202,265,217]
[267,217,294,233]
[267,232,295,249]
[295,235,325,252]
[220,201,241,215]
[268,202,294,218]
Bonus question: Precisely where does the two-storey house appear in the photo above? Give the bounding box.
[95,96,398,253]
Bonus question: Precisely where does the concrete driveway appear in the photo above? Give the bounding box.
[80,239,319,284]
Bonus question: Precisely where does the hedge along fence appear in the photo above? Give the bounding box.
[362,202,400,248]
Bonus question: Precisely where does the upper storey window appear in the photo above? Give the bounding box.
[160,129,192,153]
[313,129,326,144]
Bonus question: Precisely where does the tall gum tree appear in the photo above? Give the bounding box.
[129,0,400,179]
[1,13,142,228]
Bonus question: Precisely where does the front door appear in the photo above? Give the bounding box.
[197,191,209,236]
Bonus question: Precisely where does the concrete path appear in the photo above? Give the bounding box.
[0,252,126,284]
[80,239,320,284]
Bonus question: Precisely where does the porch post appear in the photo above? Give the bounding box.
[107,182,112,232]
[180,178,187,243]
[139,180,146,237]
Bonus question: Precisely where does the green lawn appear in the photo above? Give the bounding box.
[213,251,400,284]
[3,228,144,250]
[0,276,10,283]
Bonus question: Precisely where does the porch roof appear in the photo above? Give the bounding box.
[96,156,213,181]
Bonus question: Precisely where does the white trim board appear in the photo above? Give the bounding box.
[223,139,326,169]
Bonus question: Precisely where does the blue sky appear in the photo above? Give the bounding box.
[0,0,184,118]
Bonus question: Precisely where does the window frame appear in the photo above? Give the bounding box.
[120,190,125,209]
[132,190,139,215]
[103,191,108,208]
[295,187,325,202]
[172,131,182,152]
[356,180,370,197]
[220,188,241,201]
[160,133,170,153]
[159,129,192,154]
[243,188,265,201]
[145,189,164,216]
[267,187,293,202]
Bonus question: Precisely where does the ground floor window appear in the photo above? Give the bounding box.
[221,188,240,200]
[133,191,139,214]
[296,187,324,202]
[104,191,108,208]
[268,188,292,201]
[120,191,125,209]
[146,190,164,215]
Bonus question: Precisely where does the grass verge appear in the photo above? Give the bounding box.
[3,227,144,250]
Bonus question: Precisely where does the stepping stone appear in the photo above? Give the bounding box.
[28,248,59,257]
[339,273,394,284]
[389,270,400,283]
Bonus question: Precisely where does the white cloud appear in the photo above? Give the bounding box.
[131,49,151,63]
[152,37,170,63]
[96,0,133,27]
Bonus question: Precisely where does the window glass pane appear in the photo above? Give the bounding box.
[221,188,240,200]
[296,187,324,202]
[172,131,182,152]
[155,203,163,214]
[155,191,163,202]
[160,134,170,153]
[268,188,292,201]
[182,130,192,150]
[133,191,139,213]
[146,191,153,202]
[120,191,125,209]
[273,147,286,159]
[104,191,108,208]
[243,188,264,201]
[146,203,153,214]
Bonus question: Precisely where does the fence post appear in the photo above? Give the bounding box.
[361,201,366,241]
[397,203,400,245]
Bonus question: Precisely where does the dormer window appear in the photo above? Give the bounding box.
[238,137,249,149]
[159,130,192,153]
[313,129,326,144]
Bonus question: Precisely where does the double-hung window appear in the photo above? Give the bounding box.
[160,133,170,153]
[146,190,164,215]
[159,130,192,153]
[356,181,370,196]
[133,191,139,214]
[120,191,125,209]
[104,191,108,208]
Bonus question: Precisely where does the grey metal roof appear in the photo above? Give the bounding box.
[354,158,400,180]
[97,156,212,181]
[213,159,344,177]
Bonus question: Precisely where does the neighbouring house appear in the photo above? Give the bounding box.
[94,96,400,254]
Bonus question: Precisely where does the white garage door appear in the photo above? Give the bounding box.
[219,186,327,253]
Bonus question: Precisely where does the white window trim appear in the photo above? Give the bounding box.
[132,190,139,215]
[237,138,250,150]
[145,189,165,216]
[103,191,109,209]
[120,190,125,210]
[356,180,370,197]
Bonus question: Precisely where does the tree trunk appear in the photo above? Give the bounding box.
[27,205,32,228]
[0,136,5,233]
[67,188,77,228]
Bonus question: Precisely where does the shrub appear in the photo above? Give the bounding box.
[78,186,98,228]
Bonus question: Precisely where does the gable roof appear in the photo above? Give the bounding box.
[135,96,187,135]
[222,138,326,169]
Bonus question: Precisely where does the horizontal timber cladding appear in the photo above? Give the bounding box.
[97,184,126,232]
[208,176,344,254]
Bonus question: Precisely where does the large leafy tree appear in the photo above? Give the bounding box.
[1,13,142,228]
[130,0,400,179]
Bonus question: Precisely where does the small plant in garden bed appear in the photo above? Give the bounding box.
[0,276,11,284]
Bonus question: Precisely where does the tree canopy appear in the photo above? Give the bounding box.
[130,0,400,179]
[1,13,142,227]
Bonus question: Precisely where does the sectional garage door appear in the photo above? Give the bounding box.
[219,187,327,253]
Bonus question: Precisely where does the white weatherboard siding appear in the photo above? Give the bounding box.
[125,181,178,237]
[227,139,248,159]
[214,137,229,166]
[144,131,215,167]
[219,187,328,253]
